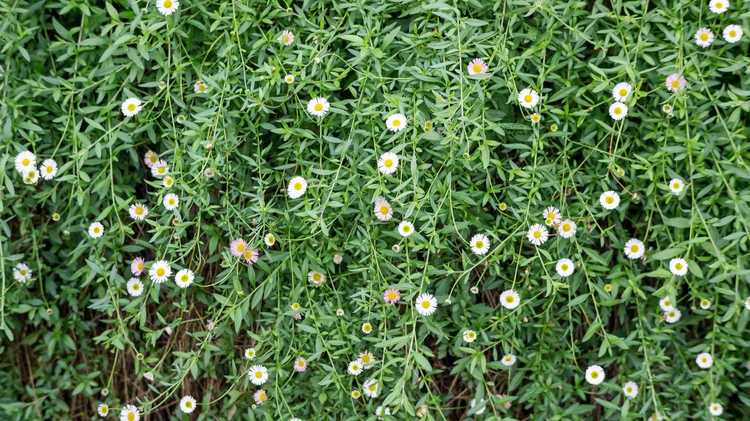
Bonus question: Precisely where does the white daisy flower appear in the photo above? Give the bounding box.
[287,176,307,199]
[669,178,685,195]
[709,0,729,14]
[385,113,407,132]
[151,160,169,178]
[527,224,549,246]
[362,378,379,398]
[193,80,208,94]
[175,268,194,288]
[284,74,295,84]
[293,356,307,372]
[558,219,577,239]
[156,0,178,15]
[88,222,104,239]
[179,395,196,414]
[12,263,32,284]
[599,191,620,210]
[119,404,140,421]
[623,238,645,259]
[664,308,682,324]
[163,193,179,211]
[40,159,58,180]
[377,152,399,175]
[696,352,713,369]
[658,296,674,312]
[244,347,256,360]
[415,293,437,316]
[126,278,144,297]
[709,402,723,416]
[555,258,575,277]
[397,221,415,237]
[543,206,561,227]
[149,260,172,283]
[500,289,520,310]
[121,98,142,117]
[279,30,295,46]
[622,381,639,399]
[500,354,517,367]
[669,258,688,277]
[469,234,490,255]
[462,329,477,343]
[308,271,325,286]
[348,359,364,375]
[358,351,375,369]
[467,58,488,76]
[518,88,539,109]
[373,198,393,221]
[248,365,269,385]
[307,97,330,117]
[97,403,109,417]
[128,203,148,221]
[723,24,743,43]
[612,82,633,101]
[666,74,687,93]
[694,28,715,48]
[609,101,628,121]
[22,167,40,185]
[585,365,605,385]
[253,389,268,405]
[14,150,36,174]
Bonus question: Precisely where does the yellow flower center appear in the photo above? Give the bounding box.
[614,107,622,115]
[716,2,723,9]
[672,181,680,189]
[700,33,708,41]
[46,166,53,173]
[164,0,172,8]
[255,371,263,379]
[185,401,192,408]
[22,159,30,166]
[402,225,410,232]
[421,300,430,309]
[729,30,736,37]
[524,94,532,103]
[379,206,389,215]
[475,240,484,249]
[133,283,140,290]
[533,231,541,239]
[156,267,166,277]
[505,295,514,303]
[605,196,614,204]
[562,223,570,231]
[294,182,302,190]
[631,245,639,252]
[135,207,144,215]
[392,119,401,127]
[128,103,136,112]
[472,63,483,73]
[94,227,101,234]
[619,88,628,97]
[314,103,324,112]
[181,274,189,282]
[671,80,680,89]
[591,371,598,379]
[384,159,393,167]
[128,413,136,421]
[387,291,396,300]
[675,263,683,270]
[561,263,568,271]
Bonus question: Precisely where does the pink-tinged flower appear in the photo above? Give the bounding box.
[293,356,307,373]
[665,73,687,93]
[131,256,145,276]
[383,288,401,305]
[243,248,260,265]
[229,239,247,257]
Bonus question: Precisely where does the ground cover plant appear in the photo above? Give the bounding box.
[1,0,749,419]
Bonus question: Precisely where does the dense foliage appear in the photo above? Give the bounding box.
[1,0,749,419]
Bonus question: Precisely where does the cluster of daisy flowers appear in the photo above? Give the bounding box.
[694,1,743,48]
[13,150,58,185]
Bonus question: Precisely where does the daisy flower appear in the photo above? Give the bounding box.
[151,160,169,178]
[22,167,40,185]
[156,0,178,15]
[377,152,399,175]
[248,365,269,385]
[359,351,375,369]
[361,322,373,334]
[599,191,620,210]
[397,221,415,237]
[126,278,144,297]
[13,263,32,284]
[149,260,172,283]
[543,207,561,227]
[307,97,330,118]
[88,222,104,239]
[97,403,109,417]
[119,404,140,421]
[244,347,256,360]
[279,30,295,46]
[385,113,407,132]
[128,203,148,221]
[500,289,520,310]
[709,0,729,14]
[40,159,58,180]
[622,381,639,399]
[373,198,394,221]
[463,329,477,343]
[666,74,687,93]
[121,98,142,117]
[658,296,674,312]
[664,308,682,324]
[609,102,628,121]
[348,359,364,376]
[694,28,715,48]
[263,233,276,247]
[229,239,247,257]
[530,113,542,124]
[415,293,438,316]
[253,389,268,405]
[467,58,488,76]
[469,234,490,255]
[284,74,295,84]
[558,219,577,239]
[174,269,194,288]
[669,178,685,195]
[527,224,549,246]
[14,151,36,174]
[178,395,196,414]
[624,238,645,259]
[723,24,743,43]
[696,352,713,369]
[612,82,633,101]
[294,356,307,372]
[383,288,400,304]
[669,258,688,277]
[333,253,343,264]
[287,176,307,199]
[555,258,575,277]
[709,402,723,416]
[362,379,379,398]
[501,354,517,367]
[518,88,539,109]
[585,365,605,385]
[163,193,179,211]
[131,257,145,276]
[243,248,259,265]
[143,150,159,168]
[308,271,326,286]
[193,80,208,94]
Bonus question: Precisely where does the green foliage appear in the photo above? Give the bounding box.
[1,0,749,419]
